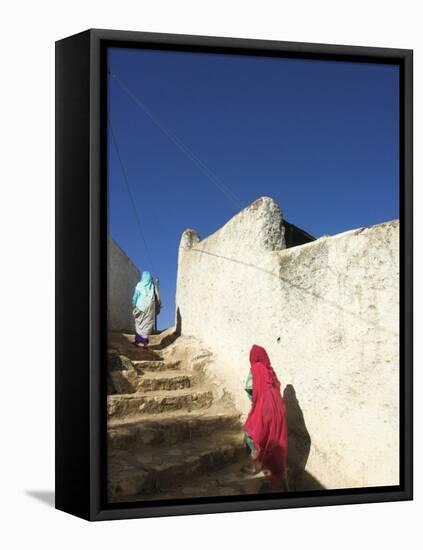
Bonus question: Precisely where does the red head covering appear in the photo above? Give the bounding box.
[249,344,280,389]
[243,345,288,482]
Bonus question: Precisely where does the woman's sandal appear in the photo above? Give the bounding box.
[241,462,261,475]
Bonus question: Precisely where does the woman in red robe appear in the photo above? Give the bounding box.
[243,345,289,488]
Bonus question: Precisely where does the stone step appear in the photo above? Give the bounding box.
[110,457,288,503]
[108,331,164,362]
[108,406,242,450]
[108,432,246,500]
[201,459,288,496]
[136,370,192,392]
[144,327,180,350]
[132,359,181,373]
[128,326,177,346]
[117,328,180,353]
[107,387,214,419]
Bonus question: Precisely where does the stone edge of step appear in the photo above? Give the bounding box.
[107,386,214,401]
[108,433,247,483]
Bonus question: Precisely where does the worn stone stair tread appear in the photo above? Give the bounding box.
[138,369,191,380]
[122,327,175,344]
[135,369,193,392]
[109,386,211,400]
[110,457,284,502]
[107,386,214,418]
[110,430,243,461]
[108,331,165,361]
[205,459,283,495]
[107,406,242,449]
[132,359,180,372]
[108,432,247,500]
[121,327,177,348]
[108,403,240,428]
[108,432,245,474]
[117,330,172,343]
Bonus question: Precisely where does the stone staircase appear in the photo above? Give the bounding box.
[107,328,281,502]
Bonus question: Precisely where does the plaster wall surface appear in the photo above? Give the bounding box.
[108,236,140,332]
[176,197,399,490]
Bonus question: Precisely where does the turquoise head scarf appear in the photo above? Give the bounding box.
[132,271,154,312]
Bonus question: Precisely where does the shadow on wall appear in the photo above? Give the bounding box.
[176,307,182,335]
[150,308,182,350]
[283,384,325,491]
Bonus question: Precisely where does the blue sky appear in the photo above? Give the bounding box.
[107,47,399,329]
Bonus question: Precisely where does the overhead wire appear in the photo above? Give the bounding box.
[108,70,244,210]
[108,117,156,275]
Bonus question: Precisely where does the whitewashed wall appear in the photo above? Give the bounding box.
[107,236,140,333]
[176,197,399,490]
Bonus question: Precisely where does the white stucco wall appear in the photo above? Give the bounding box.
[107,236,140,332]
[176,197,399,490]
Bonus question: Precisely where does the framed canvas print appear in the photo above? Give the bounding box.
[55,29,413,521]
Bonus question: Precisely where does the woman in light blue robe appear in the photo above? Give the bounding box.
[132,271,160,346]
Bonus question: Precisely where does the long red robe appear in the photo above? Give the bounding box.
[243,345,288,482]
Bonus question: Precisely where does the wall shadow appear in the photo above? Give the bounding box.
[176,307,182,336]
[283,384,325,491]
[149,309,182,350]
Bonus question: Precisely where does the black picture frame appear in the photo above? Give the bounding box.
[55,28,413,521]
